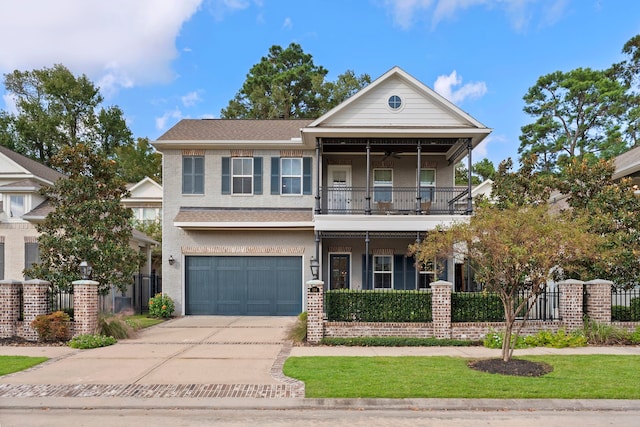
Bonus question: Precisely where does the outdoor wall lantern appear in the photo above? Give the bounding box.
[168,255,175,266]
[309,256,319,280]
[79,260,92,280]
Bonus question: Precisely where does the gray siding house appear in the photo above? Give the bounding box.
[154,66,491,316]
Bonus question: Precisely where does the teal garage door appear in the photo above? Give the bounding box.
[185,256,302,315]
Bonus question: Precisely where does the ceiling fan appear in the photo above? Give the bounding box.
[382,151,401,161]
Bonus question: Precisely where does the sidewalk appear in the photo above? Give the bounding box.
[2,317,640,410]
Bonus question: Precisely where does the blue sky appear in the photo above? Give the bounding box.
[0,0,639,166]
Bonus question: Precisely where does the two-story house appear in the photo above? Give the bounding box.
[154,66,491,316]
[0,145,157,304]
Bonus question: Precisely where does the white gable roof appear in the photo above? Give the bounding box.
[309,66,487,129]
[302,67,490,152]
[124,177,163,201]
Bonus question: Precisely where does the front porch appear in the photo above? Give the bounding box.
[319,185,470,215]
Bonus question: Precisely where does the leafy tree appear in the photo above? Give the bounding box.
[519,68,629,174]
[221,43,369,119]
[0,64,133,166]
[319,69,371,112]
[612,34,640,147]
[491,155,554,209]
[113,137,162,184]
[472,158,496,182]
[409,204,601,361]
[558,158,640,288]
[25,144,144,295]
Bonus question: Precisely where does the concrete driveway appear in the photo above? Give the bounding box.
[1,316,303,398]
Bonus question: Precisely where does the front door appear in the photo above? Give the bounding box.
[329,253,350,289]
[327,165,351,213]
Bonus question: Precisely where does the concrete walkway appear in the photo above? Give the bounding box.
[0,316,304,399]
[1,317,640,411]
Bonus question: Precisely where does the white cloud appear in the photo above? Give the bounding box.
[433,70,487,104]
[383,0,434,29]
[0,0,202,96]
[155,108,184,131]
[208,0,251,21]
[383,0,568,31]
[282,17,293,29]
[2,93,17,115]
[181,91,203,107]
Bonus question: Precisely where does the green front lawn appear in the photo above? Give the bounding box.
[283,355,640,399]
[0,356,48,376]
[123,314,164,329]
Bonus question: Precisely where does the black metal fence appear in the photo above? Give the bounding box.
[325,289,432,322]
[132,273,162,313]
[324,288,561,323]
[47,286,74,318]
[611,286,640,321]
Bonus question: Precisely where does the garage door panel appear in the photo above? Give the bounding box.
[186,256,302,316]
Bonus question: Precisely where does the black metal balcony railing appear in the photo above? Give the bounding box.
[320,186,470,215]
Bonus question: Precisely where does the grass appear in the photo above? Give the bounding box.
[283,355,640,399]
[122,314,164,329]
[0,356,48,376]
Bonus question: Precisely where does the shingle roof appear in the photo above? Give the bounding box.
[174,207,313,225]
[0,145,66,184]
[156,119,313,141]
[613,145,640,180]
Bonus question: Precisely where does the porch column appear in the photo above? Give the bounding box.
[466,138,473,214]
[364,231,370,290]
[365,140,371,215]
[415,141,422,215]
[414,233,421,286]
[315,138,321,215]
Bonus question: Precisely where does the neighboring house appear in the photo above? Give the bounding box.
[613,144,640,186]
[0,145,157,285]
[122,177,163,224]
[0,145,65,280]
[153,66,491,316]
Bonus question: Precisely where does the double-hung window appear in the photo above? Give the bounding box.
[281,158,302,195]
[373,255,393,289]
[232,157,253,195]
[420,169,436,202]
[9,195,25,218]
[182,156,204,195]
[373,169,393,202]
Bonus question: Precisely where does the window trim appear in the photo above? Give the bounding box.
[182,155,205,195]
[280,157,303,196]
[231,157,254,195]
[373,168,393,203]
[373,255,393,289]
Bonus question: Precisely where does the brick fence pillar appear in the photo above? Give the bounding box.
[73,279,100,337]
[558,279,584,331]
[306,280,325,344]
[431,280,452,339]
[21,279,51,341]
[585,279,613,324]
[0,280,22,338]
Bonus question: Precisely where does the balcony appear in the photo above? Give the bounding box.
[318,186,471,215]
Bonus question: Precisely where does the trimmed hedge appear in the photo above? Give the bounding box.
[451,292,505,322]
[325,290,432,322]
[612,297,640,321]
[321,336,478,347]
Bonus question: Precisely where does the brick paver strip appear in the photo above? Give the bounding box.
[0,340,305,399]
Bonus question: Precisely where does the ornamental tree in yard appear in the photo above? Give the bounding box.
[25,144,144,295]
[409,204,602,362]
